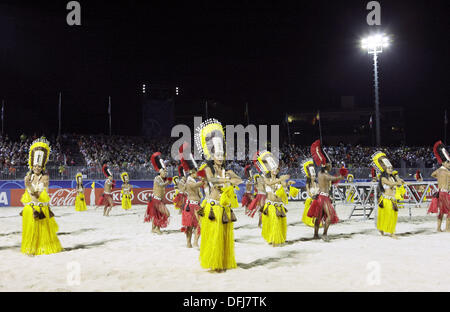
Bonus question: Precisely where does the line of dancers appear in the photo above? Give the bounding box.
[18,131,450,275]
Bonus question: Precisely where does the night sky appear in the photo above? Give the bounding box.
[0,0,448,144]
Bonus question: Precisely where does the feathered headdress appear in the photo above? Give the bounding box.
[253,173,261,183]
[301,159,315,178]
[102,163,113,178]
[244,164,253,179]
[346,174,354,182]
[253,150,279,174]
[433,141,450,165]
[194,118,226,161]
[179,142,198,172]
[28,137,51,170]
[339,165,349,177]
[76,172,83,184]
[151,152,166,172]
[371,151,392,173]
[310,140,331,167]
[121,172,129,183]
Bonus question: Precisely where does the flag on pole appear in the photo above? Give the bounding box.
[312,111,320,125]
[369,115,373,128]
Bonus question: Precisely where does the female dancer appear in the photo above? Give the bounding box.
[372,152,403,239]
[20,137,62,255]
[195,118,242,272]
[121,172,133,210]
[345,174,356,203]
[255,150,293,247]
[75,172,87,211]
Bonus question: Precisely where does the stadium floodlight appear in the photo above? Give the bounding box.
[361,33,390,146]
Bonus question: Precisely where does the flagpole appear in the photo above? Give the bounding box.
[245,102,249,125]
[1,100,4,137]
[370,115,374,146]
[286,114,291,145]
[205,100,208,119]
[108,96,112,136]
[58,92,62,137]
[318,110,323,143]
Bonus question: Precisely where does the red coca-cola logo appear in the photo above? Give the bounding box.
[50,189,77,206]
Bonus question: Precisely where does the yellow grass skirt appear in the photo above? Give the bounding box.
[20,190,62,256]
[302,197,322,227]
[75,193,87,211]
[121,193,132,210]
[261,201,287,244]
[199,201,236,270]
[376,196,398,234]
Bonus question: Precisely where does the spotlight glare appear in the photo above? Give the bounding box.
[361,33,390,54]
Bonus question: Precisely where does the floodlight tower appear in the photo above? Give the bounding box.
[361,34,390,147]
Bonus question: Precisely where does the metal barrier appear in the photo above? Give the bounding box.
[332,181,438,221]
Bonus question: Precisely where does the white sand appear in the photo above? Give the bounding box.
[0,202,449,292]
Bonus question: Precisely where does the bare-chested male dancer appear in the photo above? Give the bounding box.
[144,152,172,234]
[308,140,346,241]
[428,141,450,232]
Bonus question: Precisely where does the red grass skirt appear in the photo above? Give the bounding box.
[97,193,113,207]
[427,191,450,218]
[246,194,266,218]
[241,193,253,208]
[181,202,201,235]
[144,197,170,228]
[307,194,339,224]
[173,192,187,209]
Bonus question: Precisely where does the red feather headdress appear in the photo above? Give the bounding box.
[244,164,252,178]
[310,140,331,166]
[179,142,198,172]
[151,152,166,171]
[433,141,450,165]
[102,163,112,178]
[339,166,349,177]
[252,151,263,173]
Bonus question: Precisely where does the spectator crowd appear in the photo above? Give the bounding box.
[0,134,443,180]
